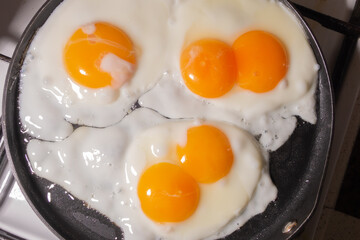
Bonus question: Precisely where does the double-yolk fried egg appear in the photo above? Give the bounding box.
[19,0,170,141]
[27,108,277,240]
[139,0,318,150]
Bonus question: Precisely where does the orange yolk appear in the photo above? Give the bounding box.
[63,22,136,89]
[176,125,234,184]
[137,162,200,223]
[232,30,288,93]
[180,39,237,98]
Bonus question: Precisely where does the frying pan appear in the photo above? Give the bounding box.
[1,0,333,239]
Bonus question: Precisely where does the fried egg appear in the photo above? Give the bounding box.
[139,0,318,150]
[19,0,170,141]
[26,108,277,240]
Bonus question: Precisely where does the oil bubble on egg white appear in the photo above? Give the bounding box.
[139,0,319,151]
[26,108,277,240]
[19,0,171,141]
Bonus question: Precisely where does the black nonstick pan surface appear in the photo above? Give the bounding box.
[2,0,333,239]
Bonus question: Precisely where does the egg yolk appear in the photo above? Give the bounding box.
[63,22,136,89]
[232,30,288,93]
[180,39,237,98]
[137,162,200,223]
[176,125,234,184]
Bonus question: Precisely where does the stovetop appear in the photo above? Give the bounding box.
[0,0,359,239]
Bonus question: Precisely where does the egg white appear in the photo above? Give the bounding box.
[19,0,171,141]
[27,108,277,240]
[139,0,318,151]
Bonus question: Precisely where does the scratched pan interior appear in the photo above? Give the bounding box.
[2,0,333,239]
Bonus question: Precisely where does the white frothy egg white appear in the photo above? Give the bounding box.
[26,108,277,240]
[19,0,171,141]
[139,0,318,151]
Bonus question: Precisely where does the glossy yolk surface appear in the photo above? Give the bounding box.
[137,162,200,223]
[176,125,234,184]
[180,39,237,98]
[63,22,136,89]
[232,30,288,93]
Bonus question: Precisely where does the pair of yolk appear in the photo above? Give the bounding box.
[180,31,289,97]
[137,125,234,223]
